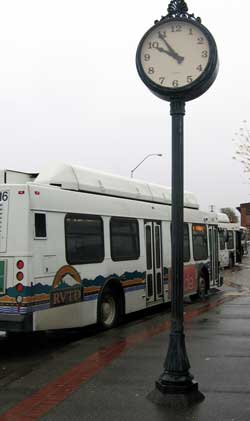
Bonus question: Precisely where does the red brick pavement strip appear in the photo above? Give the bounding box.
[0,293,237,421]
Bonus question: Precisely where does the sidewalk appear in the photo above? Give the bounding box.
[0,278,250,421]
[38,289,250,421]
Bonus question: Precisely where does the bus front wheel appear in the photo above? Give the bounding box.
[98,288,119,330]
[198,276,207,301]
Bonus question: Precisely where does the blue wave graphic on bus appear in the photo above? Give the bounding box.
[6,283,51,298]
[83,270,146,288]
[4,270,147,299]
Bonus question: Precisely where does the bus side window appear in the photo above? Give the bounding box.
[34,213,47,239]
[65,214,104,264]
[227,231,234,250]
[170,223,190,262]
[219,229,226,250]
[110,217,140,261]
[192,224,208,261]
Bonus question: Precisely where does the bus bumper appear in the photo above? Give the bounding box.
[0,313,33,332]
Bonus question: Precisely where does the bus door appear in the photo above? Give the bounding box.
[144,221,163,305]
[209,225,219,286]
[236,230,242,263]
[218,228,228,268]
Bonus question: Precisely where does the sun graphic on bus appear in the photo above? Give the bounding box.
[52,265,81,289]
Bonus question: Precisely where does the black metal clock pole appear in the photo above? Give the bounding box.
[148,100,205,407]
[153,99,204,403]
[136,0,219,408]
[164,99,189,382]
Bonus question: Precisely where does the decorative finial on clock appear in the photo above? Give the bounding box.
[155,0,201,24]
[168,0,188,16]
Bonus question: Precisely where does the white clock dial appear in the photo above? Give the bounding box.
[140,21,210,89]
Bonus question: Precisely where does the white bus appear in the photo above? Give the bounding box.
[0,163,222,332]
[217,213,242,268]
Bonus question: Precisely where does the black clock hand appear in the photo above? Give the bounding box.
[158,32,181,57]
[156,45,184,64]
[155,46,177,59]
[158,32,184,64]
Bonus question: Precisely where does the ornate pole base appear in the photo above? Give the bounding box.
[147,331,205,408]
[148,379,205,408]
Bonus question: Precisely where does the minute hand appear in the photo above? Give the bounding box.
[158,32,184,64]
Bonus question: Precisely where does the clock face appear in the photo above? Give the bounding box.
[140,20,210,89]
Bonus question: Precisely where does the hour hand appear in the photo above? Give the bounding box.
[158,32,184,64]
[156,45,184,64]
[155,46,174,58]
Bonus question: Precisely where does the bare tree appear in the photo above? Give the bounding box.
[220,207,239,223]
[232,120,250,176]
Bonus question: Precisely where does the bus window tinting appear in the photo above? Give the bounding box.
[155,225,161,268]
[35,213,47,238]
[110,218,140,261]
[65,215,104,264]
[170,223,190,262]
[227,231,234,250]
[146,226,152,270]
[184,224,190,262]
[219,230,226,250]
[192,224,208,261]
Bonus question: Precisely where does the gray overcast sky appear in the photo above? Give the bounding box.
[0,0,247,213]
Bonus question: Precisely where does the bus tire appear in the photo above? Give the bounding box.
[197,275,207,301]
[98,287,120,330]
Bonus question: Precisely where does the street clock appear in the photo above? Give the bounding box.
[136,3,218,101]
[136,0,220,404]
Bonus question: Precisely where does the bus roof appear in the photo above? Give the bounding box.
[0,169,38,184]
[34,162,199,209]
[216,212,230,223]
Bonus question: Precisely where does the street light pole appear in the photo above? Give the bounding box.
[130,154,163,178]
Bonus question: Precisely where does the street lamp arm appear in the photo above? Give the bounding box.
[130,153,163,178]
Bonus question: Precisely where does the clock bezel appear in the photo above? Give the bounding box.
[136,17,219,102]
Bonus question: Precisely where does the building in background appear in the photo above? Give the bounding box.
[237,203,250,231]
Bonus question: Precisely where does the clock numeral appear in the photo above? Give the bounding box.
[144,54,151,61]
[189,28,193,35]
[148,67,155,75]
[172,80,179,87]
[202,50,208,58]
[197,37,204,44]
[171,24,182,32]
[159,77,165,85]
[187,76,193,84]
[197,64,203,72]
[158,31,166,38]
[148,41,159,49]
